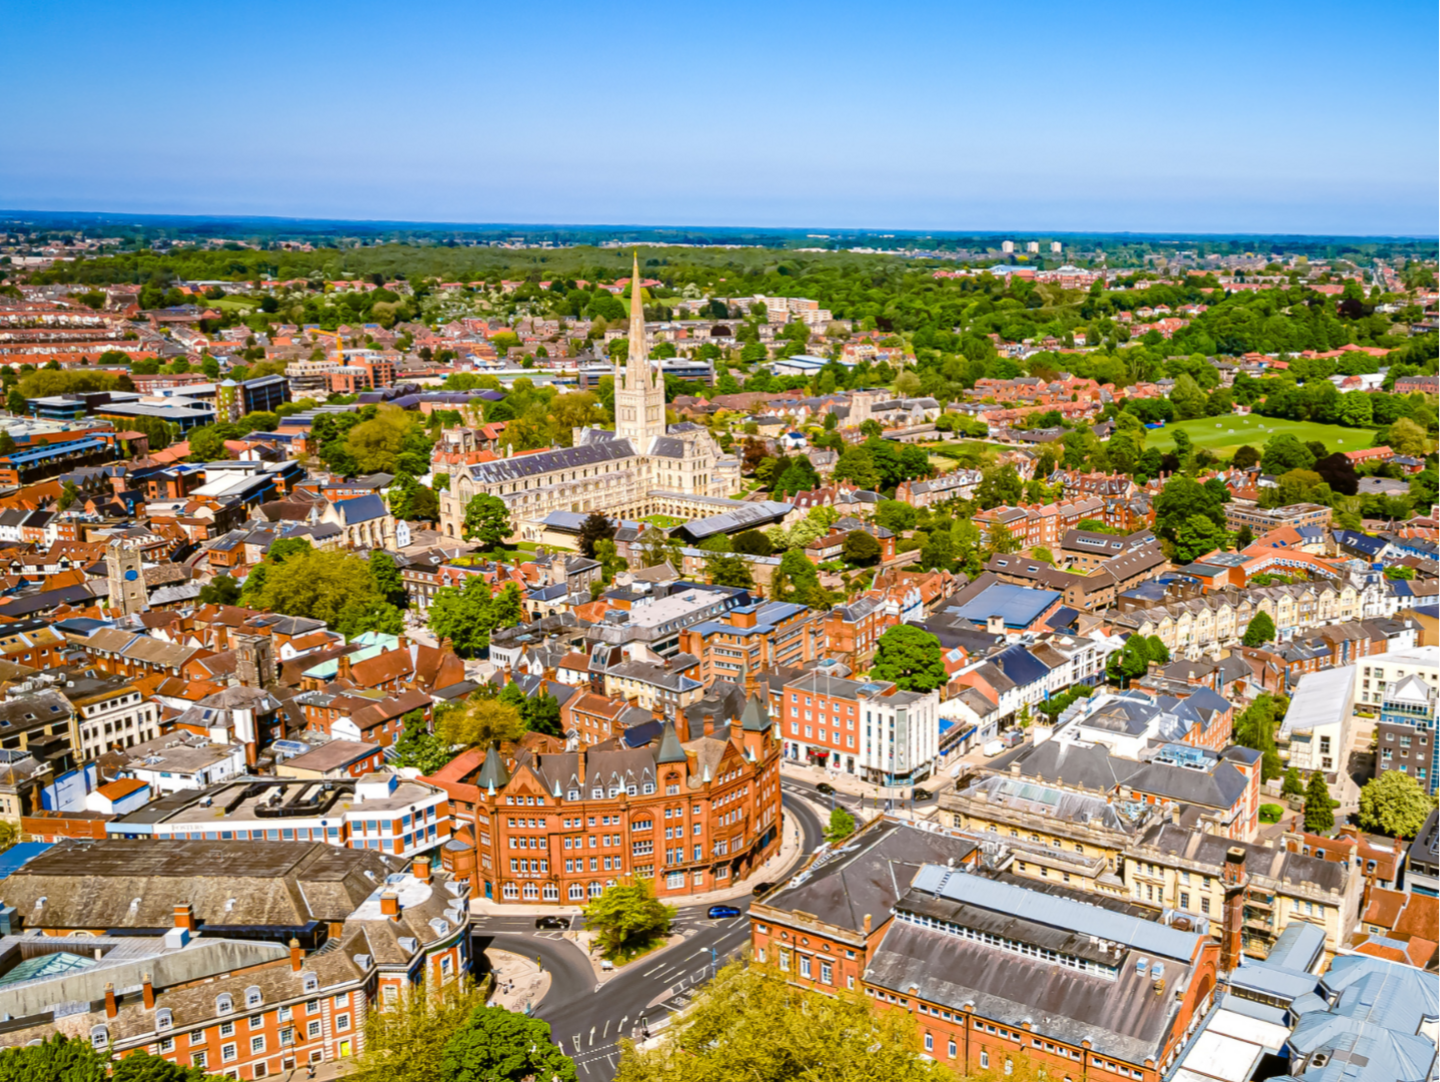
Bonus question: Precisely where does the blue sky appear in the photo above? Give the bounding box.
[4,0,1436,235]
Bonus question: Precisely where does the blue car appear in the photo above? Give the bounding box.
[706,905,742,919]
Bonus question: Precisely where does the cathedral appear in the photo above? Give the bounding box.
[438,255,742,542]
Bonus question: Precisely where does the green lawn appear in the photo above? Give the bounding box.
[1143,415,1375,458]
[640,513,686,528]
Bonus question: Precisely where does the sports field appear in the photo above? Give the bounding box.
[1142,415,1374,458]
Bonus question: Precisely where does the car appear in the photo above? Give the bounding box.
[749,881,774,897]
[911,789,934,801]
[815,782,835,795]
[706,905,742,919]
[534,916,569,930]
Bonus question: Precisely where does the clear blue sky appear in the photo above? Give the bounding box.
[4,0,1436,235]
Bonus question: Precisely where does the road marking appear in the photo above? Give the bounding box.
[602,1019,610,1038]
[588,1025,595,1047]
[620,1015,628,1032]
[642,963,666,976]
[573,1034,582,1050]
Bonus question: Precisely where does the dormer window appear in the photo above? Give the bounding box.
[155,1009,173,1031]
[216,993,234,1014]
[244,985,262,1009]
[302,973,319,993]
[90,1025,108,1050]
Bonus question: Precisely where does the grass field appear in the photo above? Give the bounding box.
[1143,415,1375,458]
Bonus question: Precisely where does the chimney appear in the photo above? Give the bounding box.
[105,982,117,1019]
[863,913,872,936]
[1220,846,1248,973]
[216,625,228,651]
[1169,803,1181,825]
[987,614,1006,636]
[398,634,409,652]
[336,652,353,683]
[289,938,303,972]
[380,892,400,918]
[173,903,197,932]
[703,713,714,737]
[414,856,432,883]
[142,972,155,1010]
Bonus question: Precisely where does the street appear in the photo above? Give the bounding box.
[471,788,825,1081]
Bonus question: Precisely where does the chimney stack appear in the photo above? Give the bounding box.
[173,903,197,933]
[703,713,714,737]
[105,982,117,1018]
[380,892,400,918]
[142,972,155,1010]
[289,938,304,972]
[414,856,432,883]
[1220,846,1248,972]
[863,913,873,935]
[337,652,354,683]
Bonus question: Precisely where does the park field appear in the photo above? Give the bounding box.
[1142,415,1374,458]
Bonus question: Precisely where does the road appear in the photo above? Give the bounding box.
[472,789,825,1081]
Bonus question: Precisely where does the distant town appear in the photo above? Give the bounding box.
[0,222,1433,1082]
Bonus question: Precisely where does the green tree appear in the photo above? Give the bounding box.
[1232,444,1260,470]
[874,499,917,533]
[842,530,882,565]
[704,552,755,590]
[1173,513,1229,564]
[583,878,675,961]
[1303,771,1336,834]
[1170,375,1207,420]
[245,548,385,626]
[462,494,512,548]
[613,962,946,1082]
[577,511,616,558]
[349,977,489,1082]
[198,575,242,606]
[1261,433,1316,474]
[441,1006,577,1082]
[1281,765,1305,798]
[1242,610,1277,647]
[975,464,1022,508]
[1233,693,1283,782]
[392,717,454,775]
[437,696,525,749]
[731,529,774,556]
[57,480,80,511]
[1358,771,1436,838]
[522,691,564,738]
[113,1052,216,1082]
[771,548,822,605]
[0,1035,109,1082]
[870,625,947,692]
[369,550,406,607]
[823,807,856,842]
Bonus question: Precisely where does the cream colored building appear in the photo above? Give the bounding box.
[439,255,740,542]
[1113,580,1376,658]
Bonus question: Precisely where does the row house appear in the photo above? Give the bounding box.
[1111,579,1373,659]
[973,497,1105,550]
[893,469,983,507]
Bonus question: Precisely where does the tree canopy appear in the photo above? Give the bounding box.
[870,625,947,692]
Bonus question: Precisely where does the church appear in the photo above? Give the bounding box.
[438,255,742,542]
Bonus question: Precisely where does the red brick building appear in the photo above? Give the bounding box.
[425,677,782,905]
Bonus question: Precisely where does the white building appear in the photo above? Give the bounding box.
[1356,647,1438,709]
[1281,666,1357,775]
[122,732,248,794]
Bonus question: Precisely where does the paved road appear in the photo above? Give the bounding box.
[472,790,824,1081]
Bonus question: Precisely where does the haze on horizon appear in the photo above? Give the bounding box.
[5,0,1437,237]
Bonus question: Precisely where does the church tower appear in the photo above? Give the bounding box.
[612,252,666,450]
[105,539,148,616]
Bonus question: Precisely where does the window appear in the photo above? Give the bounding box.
[220,1022,235,1038]
[222,1045,237,1063]
[307,1022,321,1039]
[980,1052,990,1069]
[335,1015,350,1032]
[924,1034,934,1052]
[192,1053,208,1070]
[250,1036,266,1055]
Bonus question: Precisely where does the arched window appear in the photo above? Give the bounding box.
[155,1008,173,1031]
[216,993,234,1014]
[244,985,262,1009]
[90,1025,108,1050]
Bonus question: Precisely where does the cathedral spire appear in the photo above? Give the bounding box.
[625,251,654,390]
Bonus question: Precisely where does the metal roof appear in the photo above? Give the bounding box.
[909,865,1201,961]
[949,582,1061,628]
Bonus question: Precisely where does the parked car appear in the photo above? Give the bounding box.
[815,782,835,795]
[911,789,934,801]
[534,916,569,930]
[707,905,742,919]
[750,881,774,897]
[982,739,1005,757]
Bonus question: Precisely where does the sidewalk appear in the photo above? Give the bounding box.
[486,949,552,1015]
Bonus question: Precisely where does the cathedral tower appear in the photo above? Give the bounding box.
[613,251,666,449]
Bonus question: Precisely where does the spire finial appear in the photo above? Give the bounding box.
[627,250,647,374]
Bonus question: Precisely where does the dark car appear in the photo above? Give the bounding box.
[706,905,742,919]
[749,881,773,897]
[815,782,836,795]
[911,789,934,801]
[534,916,569,930]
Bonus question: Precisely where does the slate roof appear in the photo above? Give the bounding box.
[465,438,638,483]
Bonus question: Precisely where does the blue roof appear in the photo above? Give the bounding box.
[2,437,109,465]
[0,841,53,879]
[990,643,1052,688]
[950,582,1060,629]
